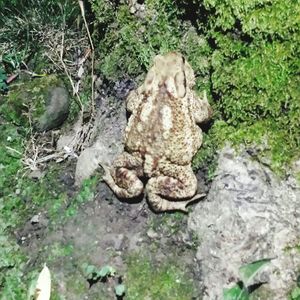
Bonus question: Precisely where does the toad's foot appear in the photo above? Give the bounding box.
[147,193,206,213]
[103,165,143,198]
[146,168,204,212]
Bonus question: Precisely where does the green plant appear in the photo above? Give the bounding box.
[82,264,116,281]
[0,66,8,92]
[288,274,300,300]
[2,50,27,70]
[82,263,125,298]
[115,284,126,297]
[0,0,80,73]
[223,258,272,300]
[91,0,211,86]
[290,287,300,300]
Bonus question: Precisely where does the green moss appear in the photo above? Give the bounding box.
[0,75,63,127]
[202,2,298,174]
[63,175,99,219]
[65,274,87,297]
[193,118,298,176]
[0,233,28,299]
[212,37,299,129]
[91,0,211,81]
[0,123,27,233]
[204,0,300,37]
[191,0,300,175]
[125,253,197,300]
[149,212,187,236]
[46,242,74,263]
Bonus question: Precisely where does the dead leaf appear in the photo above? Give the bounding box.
[35,264,51,300]
[77,65,84,78]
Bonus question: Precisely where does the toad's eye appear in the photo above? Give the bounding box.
[174,71,186,98]
[144,69,155,92]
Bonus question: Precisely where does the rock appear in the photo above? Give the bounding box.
[188,145,300,300]
[28,169,45,179]
[36,85,69,132]
[56,117,82,150]
[2,75,69,132]
[128,0,146,18]
[147,228,158,239]
[75,146,103,185]
[74,91,127,186]
[30,214,40,224]
[113,79,135,99]
[113,233,125,251]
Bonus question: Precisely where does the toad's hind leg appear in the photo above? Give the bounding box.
[103,152,144,198]
[146,165,205,212]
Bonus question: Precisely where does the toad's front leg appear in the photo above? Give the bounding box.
[192,91,213,124]
[103,152,144,198]
[146,164,205,212]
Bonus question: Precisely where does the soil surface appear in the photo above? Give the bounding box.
[16,162,205,299]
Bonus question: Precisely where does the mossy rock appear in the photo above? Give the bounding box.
[1,75,69,132]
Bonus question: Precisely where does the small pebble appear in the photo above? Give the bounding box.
[146,228,158,239]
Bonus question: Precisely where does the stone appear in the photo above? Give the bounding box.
[188,145,300,300]
[74,91,127,186]
[2,75,69,132]
[28,169,45,179]
[146,228,158,239]
[30,214,40,224]
[36,85,69,132]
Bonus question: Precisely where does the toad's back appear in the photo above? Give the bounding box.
[124,86,202,166]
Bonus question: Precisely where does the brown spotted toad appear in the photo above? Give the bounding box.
[103,52,212,212]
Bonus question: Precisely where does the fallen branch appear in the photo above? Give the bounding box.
[6,73,18,84]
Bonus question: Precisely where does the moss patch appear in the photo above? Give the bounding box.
[1,75,63,127]
[91,0,211,91]
[125,253,197,300]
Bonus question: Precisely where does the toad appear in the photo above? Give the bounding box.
[103,52,212,212]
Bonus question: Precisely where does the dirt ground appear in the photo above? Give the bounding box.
[15,162,206,299]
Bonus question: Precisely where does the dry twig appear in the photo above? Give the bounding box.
[21,2,97,171]
[79,0,95,115]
